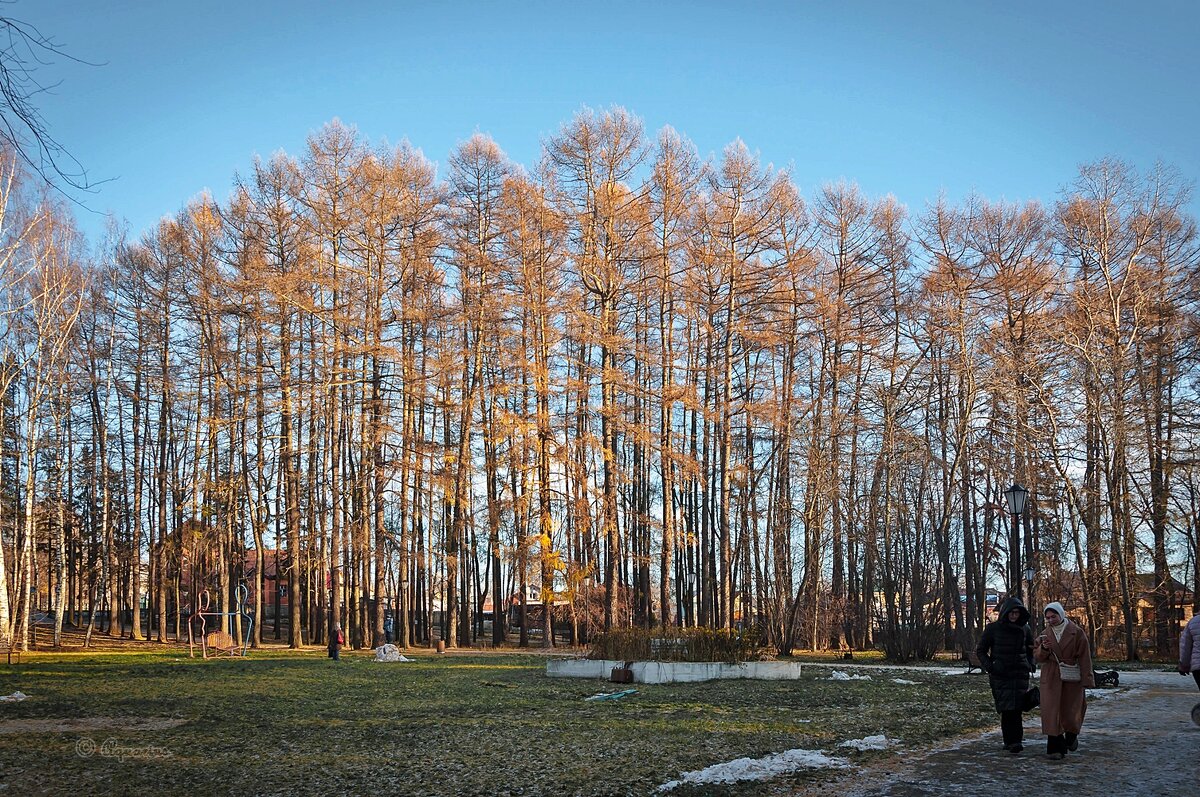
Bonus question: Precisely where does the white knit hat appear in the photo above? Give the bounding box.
[1043,601,1066,619]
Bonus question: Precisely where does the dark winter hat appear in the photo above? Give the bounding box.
[996,596,1030,625]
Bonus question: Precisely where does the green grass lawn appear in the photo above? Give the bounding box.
[0,650,997,796]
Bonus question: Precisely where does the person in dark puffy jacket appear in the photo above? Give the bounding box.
[976,596,1035,755]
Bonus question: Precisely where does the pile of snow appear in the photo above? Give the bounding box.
[891,678,918,685]
[839,734,893,751]
[0,691,27,702]
[658,748,849,791]
[829,670,872,681]
[373,644,413,663]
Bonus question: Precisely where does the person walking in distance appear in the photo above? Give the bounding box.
[1033,602,1094,760]
[329,623,344,661]
[976,596,1036,755]
[1181,608,1200,691]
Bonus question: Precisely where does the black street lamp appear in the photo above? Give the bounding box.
[1024,563,1036,617]
[1004,483,1029,599]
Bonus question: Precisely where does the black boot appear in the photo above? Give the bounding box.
[1046,734,1066,760]
[1065,731,1078,752]
[1000,709,1023,753]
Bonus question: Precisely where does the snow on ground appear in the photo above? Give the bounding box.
[830,670,872,681]
[1086,686,1131,701]
[839,734,894,751]
[654,670,1177,795]
[658,748,850,792]
[822,669,1198,797]
[373,645,413,662]
[653,666,1170,795]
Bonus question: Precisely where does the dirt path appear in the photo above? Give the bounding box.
[0,716,186,735]
[797,671,1199,797]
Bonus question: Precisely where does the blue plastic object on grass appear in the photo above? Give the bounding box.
[585,689,638,701]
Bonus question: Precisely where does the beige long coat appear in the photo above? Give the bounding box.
[1034,620,1094,735]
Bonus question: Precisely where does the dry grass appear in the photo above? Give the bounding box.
[0,648,997,796]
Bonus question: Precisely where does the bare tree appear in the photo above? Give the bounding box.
[0,13,94,192]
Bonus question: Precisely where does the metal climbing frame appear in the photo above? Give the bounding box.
[187,583,254,659]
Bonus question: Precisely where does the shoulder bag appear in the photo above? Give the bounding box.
[1052,648,1081,682]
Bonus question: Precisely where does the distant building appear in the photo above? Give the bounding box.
[1129,573,1192,642]
[1030,569,1192,653]
[243,549,288,618]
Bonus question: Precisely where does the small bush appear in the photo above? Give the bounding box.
[875,621,944,663]
[588,626,767,663]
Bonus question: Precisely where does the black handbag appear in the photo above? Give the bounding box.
[1021,685,1041,712]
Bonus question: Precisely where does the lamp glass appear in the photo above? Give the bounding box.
[1004,483,1029,515]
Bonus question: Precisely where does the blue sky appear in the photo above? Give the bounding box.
[13,0,1200,247]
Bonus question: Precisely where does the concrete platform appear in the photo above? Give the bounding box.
[546,658,803,684]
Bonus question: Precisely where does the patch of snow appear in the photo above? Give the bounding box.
[658,748,850,791]
[373,644,413,662]
[829,670,872,681]
[0,691,27,702]
[891,678,918,685]
[839,734,893,751]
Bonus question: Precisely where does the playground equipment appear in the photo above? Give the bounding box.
[188,584,254,659]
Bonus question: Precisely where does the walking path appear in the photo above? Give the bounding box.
[795,670,1199,797]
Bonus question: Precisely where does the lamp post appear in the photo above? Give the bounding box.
[1024,564,1036,619]
[1004,483,1029,599]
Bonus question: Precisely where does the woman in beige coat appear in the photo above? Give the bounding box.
[1033,601,1095,759]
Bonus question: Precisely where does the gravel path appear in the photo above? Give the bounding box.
[798,671,1199,797]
